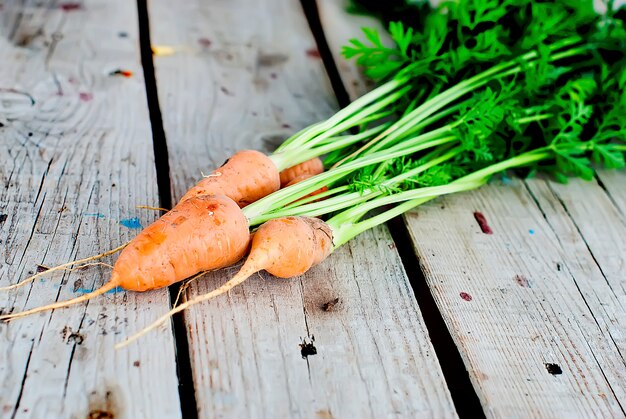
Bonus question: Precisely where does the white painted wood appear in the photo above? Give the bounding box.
[318,0,626,416]
[150,0,456,416]
[402,178,626,417]
[0,1,181,418]
[526,175,626,365]
[316,0,390,99]
[596,170,626,218]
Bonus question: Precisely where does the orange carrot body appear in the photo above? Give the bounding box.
[279,157,324,188]
[117,216,334,347]
[113,194,250,291]
[0,195,252,322]
[284,174,329,201]
[180,150,280,207]
[245,216,332,278]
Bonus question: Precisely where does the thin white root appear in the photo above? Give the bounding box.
[136,205,169,212]
[0,282,118,322]
[0,244,127,292]
[115,268,256,349]
[173,271,207,307]
[56,262,114,273]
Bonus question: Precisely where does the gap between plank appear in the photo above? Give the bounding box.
[136,1,199,418]
[387,217,486,418]
[301,1,486,416]
[300,0,352,108]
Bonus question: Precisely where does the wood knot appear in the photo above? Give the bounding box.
[88,410,114,419]
[321,298,340,312]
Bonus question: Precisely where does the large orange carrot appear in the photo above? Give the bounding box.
[179,150,281,207]
[117,216,333,347]
[0,194,250,321]
[279,157,324,187]
[2,150,281,293]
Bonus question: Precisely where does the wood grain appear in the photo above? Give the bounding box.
[403,178,626,417]
[596,170,626,218]
[318,0,626,416]
[0,1,181,418]
[150,0,456,416]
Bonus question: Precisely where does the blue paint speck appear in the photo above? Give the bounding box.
[501,175,512,185]
[75,286,124,294]
[85,213,105,218]
[529,229,535,235]
[120,217,142,229]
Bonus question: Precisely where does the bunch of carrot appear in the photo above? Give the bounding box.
[0,78,419,341]
[2,0,625,349]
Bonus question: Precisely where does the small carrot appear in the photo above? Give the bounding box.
[179,150,281,207]
[279,157,324,187]
[0,194,250,321]
[284,173,329,201]
[117,216,333,347]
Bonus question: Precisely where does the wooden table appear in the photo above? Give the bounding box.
[1,1,624,418]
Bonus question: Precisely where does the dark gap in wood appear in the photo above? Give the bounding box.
[136,0,172,210]
[594,174,626,220]
[300,0,351,109]
[387,216,486,419]
[10,342,34,419]
[540,181,614,286]
[136,2,198,419]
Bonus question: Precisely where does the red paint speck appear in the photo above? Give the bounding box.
[36,264,49,273]
[460,292,472,301]
[110,69,133,78]
[198,38,212,48]
[60,3,82,11]
[281,123,291,129]
[473,211,493,234]
[306,48,321,58]
[79,92,93,102]
[514,274,530,288]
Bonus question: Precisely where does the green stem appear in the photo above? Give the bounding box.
[253,146,463,224]
[329,148,554,247]
[516,113,553,124]
[244,135,458,223]
[336,102,465,167]
[276,77,410,153]
[270,124,389,170]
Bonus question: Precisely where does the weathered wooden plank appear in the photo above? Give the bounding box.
[150,0,455,416]
[316,0,389,100]
[0,1,181,418]
[526,176,626,358]
[403,179,626,417]
[318,0,626,416]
